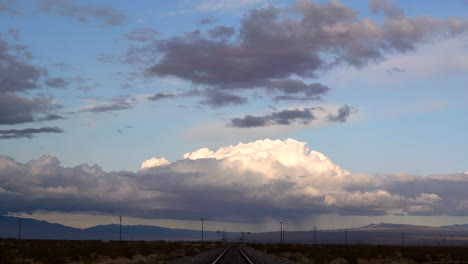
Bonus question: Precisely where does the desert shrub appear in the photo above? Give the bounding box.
[0,246,16,264]
[403,250,427,262]
[329,258,347,264]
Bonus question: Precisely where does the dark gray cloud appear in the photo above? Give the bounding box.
[45,77,69,88]
[369,0,404,18]
[198,90,247,108]
[97,54,114,64]
[0,38,43,93]
[143,1,466,98]
[147,93,176,101]
[328,105,353,123]
[38,0,127,26]
[38,114,65,121]
[147,89,247,108]
[7,28,20,40]
[386,66,405,74]
[78,96,135,113]
[0,37,64,128]
[208,26,236,39]
[77,83,101,91]
[0,94,61,125]
[230,115,267,128]
[125,28,159,42]
[199,17,215,25]
[229,108,316,128]
[0,0,20,14]
[0,127,63,139]
[10,44,33,59]
[267,79,330,101]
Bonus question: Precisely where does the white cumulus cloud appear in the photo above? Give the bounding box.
[140,157,170,169]
[0,138,467,221]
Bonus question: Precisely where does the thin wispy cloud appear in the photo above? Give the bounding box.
[0,127,63,139]
[37,0,127,26]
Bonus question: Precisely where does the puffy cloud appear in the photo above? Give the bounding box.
[143,1,466,98]
[139,139,462,219]
[140,157,170,169]
[1,138,467,221]
[0,154,156,216]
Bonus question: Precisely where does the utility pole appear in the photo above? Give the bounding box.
[283,223,285,244]
[345,229,347,245]
[314,226,317,246]
[280,222,283,245]
[402,232,405,248]
[451,234,454,248]
[119,216,122,241]
[201,218,204,243]
[18,219,22,240]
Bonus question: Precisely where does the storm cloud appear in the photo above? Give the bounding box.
[1,139,467,221]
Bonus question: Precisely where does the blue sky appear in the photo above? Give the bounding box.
[0,0,467,230]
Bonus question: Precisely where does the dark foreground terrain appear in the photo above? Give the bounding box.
[1,239,468,263]
[250,243,468,263]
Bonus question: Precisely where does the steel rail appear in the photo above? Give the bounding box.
[211,245,231,264]
[237,246,254,264]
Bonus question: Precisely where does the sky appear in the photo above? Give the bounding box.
[0,0,467,232]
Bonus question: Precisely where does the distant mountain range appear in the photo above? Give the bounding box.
[0,216,227,241]
[2,216,468,245]
[248,223,468,245]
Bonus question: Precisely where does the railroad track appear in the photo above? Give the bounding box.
[212,245,254,264]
